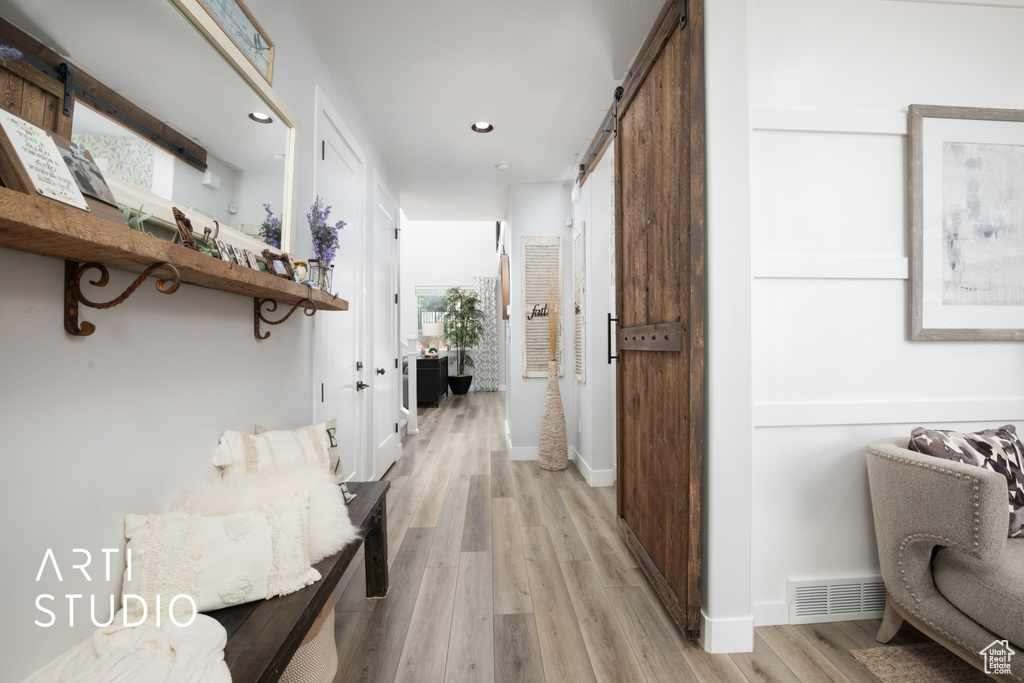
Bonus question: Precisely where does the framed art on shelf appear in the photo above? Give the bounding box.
[909,104,1024,341]
[0,107,126,226]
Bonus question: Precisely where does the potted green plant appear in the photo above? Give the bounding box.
[440,286,484,394]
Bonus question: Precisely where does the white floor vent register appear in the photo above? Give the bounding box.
[787,577,886,624]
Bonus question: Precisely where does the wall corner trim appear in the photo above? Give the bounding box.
[698,612,755,654]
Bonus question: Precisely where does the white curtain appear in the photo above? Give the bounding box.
[474,276,499,391]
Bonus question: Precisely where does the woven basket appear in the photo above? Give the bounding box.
[538,359,568,471]
[279,601,338,683]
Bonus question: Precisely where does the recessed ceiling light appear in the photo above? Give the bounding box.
[249,112,273,124]
[471,122,494,133]
[495,161,512,170]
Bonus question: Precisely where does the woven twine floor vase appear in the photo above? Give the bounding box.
[539,359,568,471]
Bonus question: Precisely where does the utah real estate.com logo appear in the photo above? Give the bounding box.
[981,640,1015,676]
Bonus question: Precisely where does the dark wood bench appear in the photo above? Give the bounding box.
[208,480,390,683]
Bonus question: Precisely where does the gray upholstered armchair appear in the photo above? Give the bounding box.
[866,438,1023,681]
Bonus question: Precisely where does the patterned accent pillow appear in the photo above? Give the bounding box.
[123,493,320,618]
[908,425,1024,538]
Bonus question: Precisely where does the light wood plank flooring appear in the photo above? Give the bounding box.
[333,391,928,682]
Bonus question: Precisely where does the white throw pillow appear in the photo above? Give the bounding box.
[123,493,320,618]
[256,419,340,480]
[254,419,356,502]
[214,427,329,476]
[175,462,357,564]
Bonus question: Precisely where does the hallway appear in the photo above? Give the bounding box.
[330,391,928,683]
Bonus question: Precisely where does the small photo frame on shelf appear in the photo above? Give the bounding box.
[262,249,294,280]
[216,240,234,262]
[230,244,248,266]
[57,141,118,208]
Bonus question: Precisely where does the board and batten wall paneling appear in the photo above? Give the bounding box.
[744,67,1024,627]
[521,235,562,378]
[573,224,586,383]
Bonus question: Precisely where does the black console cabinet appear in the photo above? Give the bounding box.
[417,354,449,406]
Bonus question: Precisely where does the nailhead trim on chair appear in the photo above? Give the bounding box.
[871,447,1022,681]
[872,450,986,556]
[877,452,988,663]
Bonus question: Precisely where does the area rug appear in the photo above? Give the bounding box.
[852,643,989,682]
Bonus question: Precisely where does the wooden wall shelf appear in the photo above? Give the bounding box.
[0,187,348,335]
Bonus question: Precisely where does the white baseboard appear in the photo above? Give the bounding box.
[753,601,789,626]
[509,446,539,461]
[569,448,615,487]
[498,384,506,391]
[698,612,754,654]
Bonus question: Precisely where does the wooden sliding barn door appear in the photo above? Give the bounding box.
[615,0,705,639]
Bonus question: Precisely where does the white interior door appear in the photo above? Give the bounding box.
[313,89,367,482]
[371,174,399,478]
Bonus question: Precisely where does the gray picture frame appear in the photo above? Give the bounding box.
[909,104,1024,341]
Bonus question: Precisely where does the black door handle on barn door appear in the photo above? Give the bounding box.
[356,381,370,391]
[608,313,619,364]
[376,368,386,375]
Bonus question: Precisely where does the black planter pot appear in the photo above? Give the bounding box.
[448,375,473,395]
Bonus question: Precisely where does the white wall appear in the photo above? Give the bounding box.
[704,0,1024,651]
[569,152,617,486]
[505,182,573,460]
[398,219,504,390]
[0,1,398,678]
[170,152,240,227]
[399,219,498,339]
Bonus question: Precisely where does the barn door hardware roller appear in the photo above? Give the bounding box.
[607,313,619,364]
[254,297,316,340]
[64,261,180,337]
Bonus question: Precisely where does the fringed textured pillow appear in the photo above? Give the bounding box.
[122,492,320,618]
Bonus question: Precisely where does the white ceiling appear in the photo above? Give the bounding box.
[289,0,665,220]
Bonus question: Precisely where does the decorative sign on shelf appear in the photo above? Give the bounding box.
[573,223,586,383]
[0,112,89,211]
[522,235,562,378]
[198,0,275,83]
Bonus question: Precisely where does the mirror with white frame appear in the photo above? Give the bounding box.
[0,0,298,251]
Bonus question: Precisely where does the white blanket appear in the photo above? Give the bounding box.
[22,612,230,683]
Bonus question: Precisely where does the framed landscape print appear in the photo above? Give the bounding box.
[909,104,1024,340]
[197,0,274,83]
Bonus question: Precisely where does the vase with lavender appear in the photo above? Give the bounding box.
[307,195,345,291]
[259,203,281,248]
[0,43,23,66]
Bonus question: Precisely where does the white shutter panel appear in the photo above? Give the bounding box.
[521,236,562,378]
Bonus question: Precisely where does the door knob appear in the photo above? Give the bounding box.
[376,367,386,375]
[356,381,370,391]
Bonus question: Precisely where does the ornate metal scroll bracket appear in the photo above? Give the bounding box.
[64,261,181,337]
[254,297,316,340]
